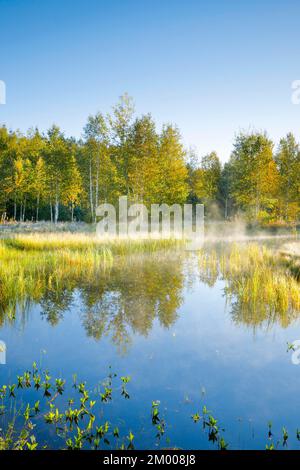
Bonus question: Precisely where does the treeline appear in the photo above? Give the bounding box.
[0,94,299,225]
[189,131,300,225]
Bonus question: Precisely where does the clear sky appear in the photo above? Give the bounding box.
[1,0,300,161]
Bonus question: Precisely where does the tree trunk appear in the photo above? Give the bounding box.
[54,194,59,224]
[89,158,94,221]
[36,194,40,222]
[50,200,53,223]
[224,198,228,219]
[14,197,17,221]
[95,161,99,223]
[23,198,26,222]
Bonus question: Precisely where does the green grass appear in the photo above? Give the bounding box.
[1,233,299,330]
[198,243,300,327]
[0,233,183,323]
[280,242,300,280]
[2,232,183,253]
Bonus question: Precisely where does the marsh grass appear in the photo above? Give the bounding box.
[198,243,300,327]
[1,233,299,331]
[0,234,183,323]
[3,233,183,253]
[279,242,300,280]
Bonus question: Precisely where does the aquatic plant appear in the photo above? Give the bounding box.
[280,242,300,280]
[198,243,300,328]
[191,405,228,450]
[0,364,139,450]
[2,364,300,450]
[0,234,183,327]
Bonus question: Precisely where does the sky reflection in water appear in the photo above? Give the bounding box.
[1,242,300,449]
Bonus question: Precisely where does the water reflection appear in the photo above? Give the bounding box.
[1,241,300,450]
[198,242,300,329]
[0,253,186,351]
[1,243,300,351]
[77,257,185,352]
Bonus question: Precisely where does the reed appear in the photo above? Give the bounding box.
[279,242,300,280]
[2,233,183,253]
[0,234,182,323]
[199,243,300,327]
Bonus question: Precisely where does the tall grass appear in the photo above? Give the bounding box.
[198,243,300,327]
[2,233,183,254]
[279,242,300,280]
[1,233,299,330]
[0,234,183,323]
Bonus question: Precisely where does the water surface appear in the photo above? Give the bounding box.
[1,240,300,449]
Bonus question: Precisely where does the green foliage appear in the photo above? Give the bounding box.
[0,95,189,223]
[198,243,300,327]
[2,363,300,450]
[191,152,221,203]
[0,364,166,450]
[228,131,280,222]
[0,364,129,450]
[275,133,300,223]
[0,101,300,226]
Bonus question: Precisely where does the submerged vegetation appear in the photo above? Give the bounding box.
[0,363,231,450]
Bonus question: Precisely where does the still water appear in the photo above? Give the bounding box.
[1,240,300,449]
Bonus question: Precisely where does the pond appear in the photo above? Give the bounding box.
[1,238,300,449]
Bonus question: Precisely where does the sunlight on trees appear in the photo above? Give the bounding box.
[0,96,299,226]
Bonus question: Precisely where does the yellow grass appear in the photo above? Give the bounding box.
[199,243,300,327]
[0,233,183,323]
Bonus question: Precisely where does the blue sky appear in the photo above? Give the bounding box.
[1,0,300,161]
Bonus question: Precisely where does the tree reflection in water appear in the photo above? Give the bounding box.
[1,242,300,351]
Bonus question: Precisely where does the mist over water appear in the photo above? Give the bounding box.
[0,235,300,448]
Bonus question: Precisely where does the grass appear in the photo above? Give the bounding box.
[0,233,183,324]
[198,243,300,327]
[0,221,96,233]
[279,242,300,280]
[2,232,184,253]
[0,232,299,330]
[0,233,299,330]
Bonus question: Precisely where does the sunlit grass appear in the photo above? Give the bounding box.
[1,233,299,330]
[2,233,183,253]
[0,234,183,323]
[280,242,300,280]
[198,243,300,327]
